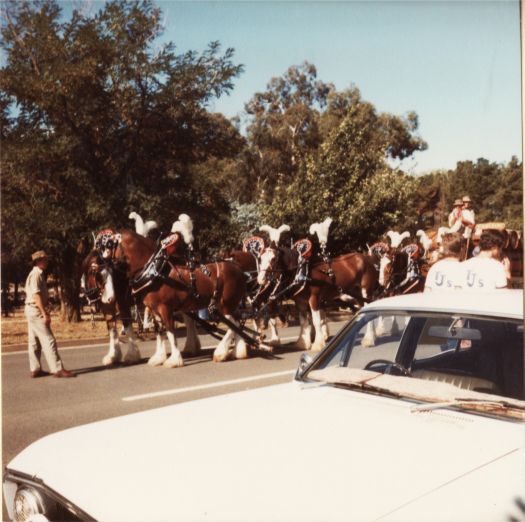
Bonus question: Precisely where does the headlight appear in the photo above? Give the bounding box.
[4,471,90,521]
[14,486,53,521]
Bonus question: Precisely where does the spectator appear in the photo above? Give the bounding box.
[425,232,465,292]
[461,230,508,290]
[24,250,75,378]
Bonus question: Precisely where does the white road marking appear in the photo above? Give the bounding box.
[122,370,296,402]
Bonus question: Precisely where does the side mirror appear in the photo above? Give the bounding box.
[295,352,315,380]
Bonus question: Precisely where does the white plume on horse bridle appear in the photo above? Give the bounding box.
[416,229,433,252]
[129,211,159,237]
[309,217,333,245]
[386,230,411,248]
[171,213,194,245]
[259,224,290,245]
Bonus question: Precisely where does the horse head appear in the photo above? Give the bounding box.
[257,243,300,287]
[113,229,157,277]
[94,229,121,262]
[82,252,116,305]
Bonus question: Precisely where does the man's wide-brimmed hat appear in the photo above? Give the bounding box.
[453,199,463,206]
[462,195,472,203]
[31,250,49,262]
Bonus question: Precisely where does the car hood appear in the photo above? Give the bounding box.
[7,382,525,522]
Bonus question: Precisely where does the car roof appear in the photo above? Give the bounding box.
[362,289,523,320]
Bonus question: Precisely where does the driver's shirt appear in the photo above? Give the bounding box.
[424,258,464,291]
[24,266,49,308]
[461,256,508,290]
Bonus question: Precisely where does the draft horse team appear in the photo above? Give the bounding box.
[81,212,512,369]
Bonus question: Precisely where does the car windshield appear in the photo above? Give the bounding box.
[304,310,525,419]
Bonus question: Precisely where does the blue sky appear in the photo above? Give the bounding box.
[158,0,522,175]
[65,0,522,175]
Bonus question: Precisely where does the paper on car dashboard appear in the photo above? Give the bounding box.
[308,367,525,420]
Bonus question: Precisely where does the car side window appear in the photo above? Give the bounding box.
[320,314,407,370]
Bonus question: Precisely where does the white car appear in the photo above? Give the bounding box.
[4,290,524,522]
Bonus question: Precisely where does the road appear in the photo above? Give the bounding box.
[1,317,349,519]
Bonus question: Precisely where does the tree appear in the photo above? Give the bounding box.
[242,62,333,202]
[1,0,244,320]
[405,157,523,232]
[260,87,426,251]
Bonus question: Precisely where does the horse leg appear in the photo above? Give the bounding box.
[320,309,330,342]
[181,313,201,356]
[143,305,153,331]
[362,319,377,348]
[310,306,326,352]
[213,315,237,362]
[148,308,169,367]
[295,301,312,351]
[102,315,122,366]
[267,316,281,344]
[122,319,141,364]
[162,307,184,368]
[231,315,248,360]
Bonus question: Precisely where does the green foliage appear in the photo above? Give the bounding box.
[1,0,244,318]
[258,83,423,251]
[403,157,523,232]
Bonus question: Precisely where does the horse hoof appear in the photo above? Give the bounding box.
[148,354,167,367]
[295,340,311,351]
[163,357,184,368]
[102,355,119,366]
[123,353,141,365]
[213,352,231,363]
[311,341,325,352]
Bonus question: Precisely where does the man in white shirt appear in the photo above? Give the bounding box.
[460,195,476,239]
[461,230,508,290]
[425,233,465,292]
[447,199,463,228]
[25,250,75,378]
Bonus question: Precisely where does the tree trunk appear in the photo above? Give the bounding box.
[57,245,83,323]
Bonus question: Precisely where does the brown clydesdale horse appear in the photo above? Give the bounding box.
[101,229,248,366]
[223,237,285,345]
[257,245,379,352]
[81,248,141,365]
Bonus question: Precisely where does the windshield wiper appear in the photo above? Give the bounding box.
[411,397,525,416]
[329,379,403,399]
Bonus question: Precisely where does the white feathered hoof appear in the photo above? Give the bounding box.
[102,353,121,366]
[234,340,248,360]
[295,337,312,351]
[163,353,184,368]
[123,347,141,365]
[361,334,376,348]
[311,339,326,352]
[148,353,167,367]
[213,348,232,363]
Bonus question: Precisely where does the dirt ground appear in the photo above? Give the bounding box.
[1,307,109,346]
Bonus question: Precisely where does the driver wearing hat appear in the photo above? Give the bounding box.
[448,199,464,228]
[460,195,476,239]
[24,250,75,378]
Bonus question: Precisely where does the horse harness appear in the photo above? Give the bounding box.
[95,229,213,303]
[129,233,213,301]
